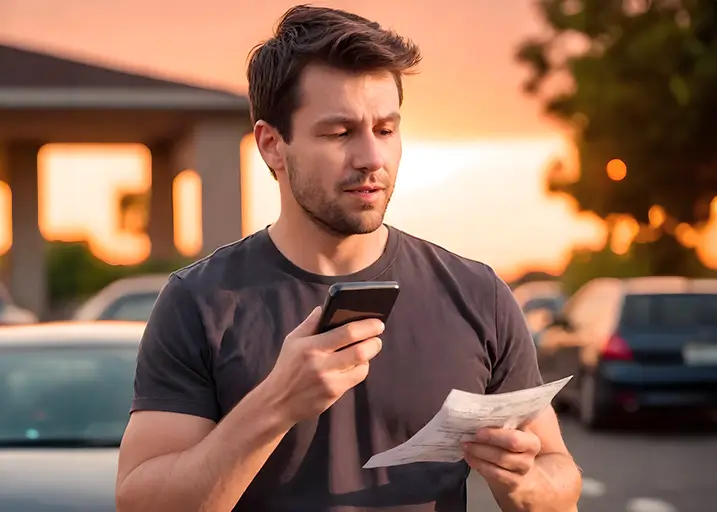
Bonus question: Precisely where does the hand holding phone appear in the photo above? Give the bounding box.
[261,281,399,424]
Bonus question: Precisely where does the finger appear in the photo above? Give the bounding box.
[326,337,382,371]
[463,443,534,475]
[475,428,541,455]
[338,361,371,388]
[289,306,323,338]
[322,361,371,398]
[466,456,522,492]
[317,318,385,352]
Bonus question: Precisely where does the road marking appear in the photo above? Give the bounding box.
[581,477,607,498]
[626,498,677,512]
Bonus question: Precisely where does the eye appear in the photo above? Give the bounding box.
[377,129,394,137]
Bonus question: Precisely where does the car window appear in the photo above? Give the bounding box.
[0,345,138,446]
[621,293,717,329]
[523,296,564,314]
[99,292,160,322]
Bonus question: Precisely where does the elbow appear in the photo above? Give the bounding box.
[536,453,582,510]
[115,479,134,512]
[562,459,583,507]
[116,474,146,512]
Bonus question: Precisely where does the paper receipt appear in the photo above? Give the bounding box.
[363,376,573,469]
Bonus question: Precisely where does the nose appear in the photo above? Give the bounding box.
[351,132,385,173]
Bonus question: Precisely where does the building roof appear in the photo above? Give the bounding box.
[0,42,249,111]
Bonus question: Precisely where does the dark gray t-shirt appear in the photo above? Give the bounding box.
[131,225,543,511]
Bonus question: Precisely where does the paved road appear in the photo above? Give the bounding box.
[467,412,717,512]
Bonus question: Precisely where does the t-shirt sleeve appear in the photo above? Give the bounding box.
[486,271,544,394]
[130,274,220,422]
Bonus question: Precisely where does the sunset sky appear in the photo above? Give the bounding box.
[0,0,653,280]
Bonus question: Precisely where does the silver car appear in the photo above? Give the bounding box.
[0,322,144,511]
[72,274,168,323]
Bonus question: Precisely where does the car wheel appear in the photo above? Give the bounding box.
[579,373,608,430]
[551,396,570,415]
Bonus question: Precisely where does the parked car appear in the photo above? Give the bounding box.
[537,276,717,429]
[512,280,566,339]
[0,321,144,511]
[72,274,168,322]
[0,282,38,325]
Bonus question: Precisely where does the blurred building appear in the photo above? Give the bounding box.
[0,42,252,317]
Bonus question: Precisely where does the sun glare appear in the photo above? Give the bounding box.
[0,182,11,255]
[174,169,203,257]
[244,136,607,280]
[0,136,615,279]
[37,143,152,265]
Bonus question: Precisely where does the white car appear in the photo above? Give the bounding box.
[72,274,168,322]
[0,321,144,511]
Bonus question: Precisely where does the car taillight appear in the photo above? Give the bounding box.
[602,334,633,361]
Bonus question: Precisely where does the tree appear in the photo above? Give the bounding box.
[516,0,717,275]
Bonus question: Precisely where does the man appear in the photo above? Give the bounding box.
[116,5,581,512]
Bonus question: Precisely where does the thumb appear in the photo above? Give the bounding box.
[289,306,323,338]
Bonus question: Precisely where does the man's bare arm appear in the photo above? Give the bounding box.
[489,408,582,512]
[116,381,292,512]
[116,310,385,512]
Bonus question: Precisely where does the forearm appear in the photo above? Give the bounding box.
[117,381,293,512]
[491,453,582,512]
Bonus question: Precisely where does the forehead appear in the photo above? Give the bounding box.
[295,64,400,120]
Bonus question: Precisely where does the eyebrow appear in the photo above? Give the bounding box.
[313,112,402,128]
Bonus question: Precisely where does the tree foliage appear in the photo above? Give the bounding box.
[517,0,717,273]
[45,240,191,312]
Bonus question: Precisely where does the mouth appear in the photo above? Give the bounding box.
[344,186,384,195]
[343,186,385,203]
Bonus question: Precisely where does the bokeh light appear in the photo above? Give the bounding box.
[606,159,627,181]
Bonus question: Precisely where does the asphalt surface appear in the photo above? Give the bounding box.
[467,412,717,512]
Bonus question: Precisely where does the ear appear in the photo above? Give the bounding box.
[254,120,286,173]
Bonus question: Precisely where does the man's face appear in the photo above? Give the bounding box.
[278,64,402,236]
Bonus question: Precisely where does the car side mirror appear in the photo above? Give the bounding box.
[548,311,573,331]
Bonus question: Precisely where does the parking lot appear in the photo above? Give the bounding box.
[468,413,717,512]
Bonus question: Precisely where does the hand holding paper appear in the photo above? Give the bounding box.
[363,376,572,469]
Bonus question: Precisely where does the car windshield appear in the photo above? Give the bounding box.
[621,293,717,329]
[0,345,137,447]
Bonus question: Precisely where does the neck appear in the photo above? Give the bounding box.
[268,211,389,277]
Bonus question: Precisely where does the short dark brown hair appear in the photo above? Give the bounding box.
[246,5,422,177]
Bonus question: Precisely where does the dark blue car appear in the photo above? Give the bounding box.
[536,277,717,429]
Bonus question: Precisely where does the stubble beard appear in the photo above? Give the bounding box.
[286,157,393,237]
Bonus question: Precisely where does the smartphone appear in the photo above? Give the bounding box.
[315,281,400,339]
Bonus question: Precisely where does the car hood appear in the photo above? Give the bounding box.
[0,448,118,511]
